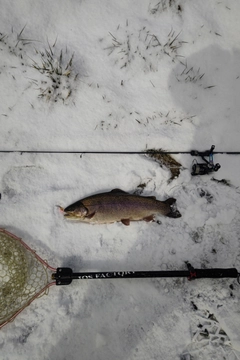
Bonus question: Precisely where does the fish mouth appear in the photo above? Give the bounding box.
[57,206,83,219]
[64,212,76,218]
[63,211,84,219]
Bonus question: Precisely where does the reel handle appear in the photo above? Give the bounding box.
[191,145,215,158]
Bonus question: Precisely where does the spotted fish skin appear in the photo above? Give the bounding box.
[63,189,181,225]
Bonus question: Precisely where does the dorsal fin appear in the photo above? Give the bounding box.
[110,188,128,194]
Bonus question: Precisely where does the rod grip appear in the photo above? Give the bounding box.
[195,268,238,279]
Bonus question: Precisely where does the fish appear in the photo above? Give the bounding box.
[60,188,181,225]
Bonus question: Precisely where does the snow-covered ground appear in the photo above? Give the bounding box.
[1,0,240,359]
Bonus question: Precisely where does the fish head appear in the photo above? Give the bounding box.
[63,201,88,219]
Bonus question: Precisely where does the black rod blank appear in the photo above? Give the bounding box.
[53,266,239,286]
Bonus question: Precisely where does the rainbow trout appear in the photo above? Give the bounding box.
[60,189,181,225]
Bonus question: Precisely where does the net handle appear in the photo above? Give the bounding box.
[52,266,240,285]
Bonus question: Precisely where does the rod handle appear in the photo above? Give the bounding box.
[193,268,239,280]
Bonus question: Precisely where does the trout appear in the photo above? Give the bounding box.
[60,189,181,225]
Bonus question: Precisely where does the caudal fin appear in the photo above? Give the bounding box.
[166,210,181,218]
[164,198,182,218]
[164,198,176,206]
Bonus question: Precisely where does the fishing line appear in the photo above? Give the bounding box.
[0,150,240,154]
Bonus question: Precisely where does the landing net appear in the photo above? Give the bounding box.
[0,229,55,329]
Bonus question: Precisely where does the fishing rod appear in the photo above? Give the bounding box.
[0,228,239,329]
[0,149,240,155]
[1,145,237,177]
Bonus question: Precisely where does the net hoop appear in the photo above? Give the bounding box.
[0,228,56,329]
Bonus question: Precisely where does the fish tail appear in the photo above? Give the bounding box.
[166,210,181,218]
[163,198,176,206]
[164,198,182,218]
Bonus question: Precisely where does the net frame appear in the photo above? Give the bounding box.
[0,228,56,329]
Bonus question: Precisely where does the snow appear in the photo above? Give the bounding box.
[1,0,240,359]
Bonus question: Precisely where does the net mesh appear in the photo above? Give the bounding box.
[0,230,52,328]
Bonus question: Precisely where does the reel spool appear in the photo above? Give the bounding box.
[191,145,221,176]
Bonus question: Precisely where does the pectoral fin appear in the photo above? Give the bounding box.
[85,212,96,219]
[121,219,130,226]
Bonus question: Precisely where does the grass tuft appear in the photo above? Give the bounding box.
[146,148,182,181]
[176,61,205,84]
[149,0,183,15]
[31,44,77,103]
[105,24,185,71]
[211,178,231,186]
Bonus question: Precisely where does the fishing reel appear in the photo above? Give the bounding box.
[191,145,221,176]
